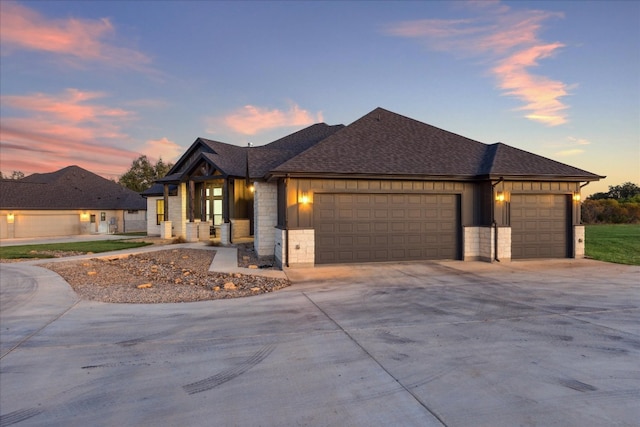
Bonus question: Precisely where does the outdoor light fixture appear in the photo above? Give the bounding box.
[80,211,90,221]
[573,193,581,202]
[299,192,310,204]
[7,212,14,223]
[496,192,505,202]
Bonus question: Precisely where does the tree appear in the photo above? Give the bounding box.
[587,182,640,201]
[118,155,174,192]
[0,170,25,180]
[608,182,640,200]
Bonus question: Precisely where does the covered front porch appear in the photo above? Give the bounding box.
[154,161,255,244]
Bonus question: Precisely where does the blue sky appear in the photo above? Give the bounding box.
[1,0,638,195]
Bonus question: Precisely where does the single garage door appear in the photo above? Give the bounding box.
[511,194,570,259]
[314,193,460,264]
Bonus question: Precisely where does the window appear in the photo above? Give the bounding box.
[100,212,106,222]
[205,185,223,225]
[156,199,165,225]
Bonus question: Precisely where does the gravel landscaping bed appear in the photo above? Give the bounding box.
[42,248,290,304]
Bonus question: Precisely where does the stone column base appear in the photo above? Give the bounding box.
[185,222,199,242]
[219,223,231,245]
[574,225,585,258]
[198,222,211,241]
[160,221,172,239]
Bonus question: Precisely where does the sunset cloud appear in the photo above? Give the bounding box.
[217,104,324,135]
[385,1,569,126]
[0,2,151,70]
[0,89,141,178]
[142,137,182,163]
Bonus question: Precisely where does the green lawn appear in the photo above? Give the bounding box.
[585,224,640,266]
[0,240,152,260]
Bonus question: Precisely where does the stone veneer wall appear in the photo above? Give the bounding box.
[463,227,481,261]
[254,181,278,257]
[574,225,585,258]
[274,228,285,268]
[230,219,250,240]
[496,226,511,262]
[167,183,186,238]
[273,228,315,268]
[287,229,315,267]
[479,227,494,262]
[464,226,511,262]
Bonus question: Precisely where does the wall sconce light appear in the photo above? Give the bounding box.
[495,192,505,202]
[80,211,90,221]
[7,212,15,223]
[249,185,255,193]
[299,192,310,204]
[573,193,581,202]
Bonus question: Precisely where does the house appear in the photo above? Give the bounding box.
[143,107,603,267]
[0,165,147,239]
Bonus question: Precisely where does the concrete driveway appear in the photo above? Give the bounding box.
[1,258,638,427]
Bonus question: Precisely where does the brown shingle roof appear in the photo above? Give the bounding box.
[271,107,602,181]
[1,165,146,210]
[158,123,345,183]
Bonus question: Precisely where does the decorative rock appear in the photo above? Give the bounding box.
[174,278,182,284]
[87,271,97,276]
[234,273,243,278]
[223,282,237,290]
[213,286,220,291]
[251,287,261,292]
[137,283,152,289]
[249,265,258,269]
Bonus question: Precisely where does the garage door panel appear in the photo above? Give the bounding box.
[15,214,80,238]
[315,193,460,264]
[511,194,569,259]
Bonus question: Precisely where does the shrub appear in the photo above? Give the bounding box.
[582,199,640,224]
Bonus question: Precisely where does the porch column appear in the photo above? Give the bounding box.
[163,184,169,222]
[220,178,231,245]
[188,179,195,222]
[161,184,172,238]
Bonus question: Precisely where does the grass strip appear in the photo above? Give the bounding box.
[0,240,152,260]
[585,224,640,266]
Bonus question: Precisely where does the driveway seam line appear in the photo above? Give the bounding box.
[301,291,448,427]
[0,299,81,360]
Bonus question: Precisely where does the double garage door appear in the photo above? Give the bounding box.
[511,194,570,259]
[314,193,460,264]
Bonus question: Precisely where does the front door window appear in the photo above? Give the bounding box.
[205,185,223,225]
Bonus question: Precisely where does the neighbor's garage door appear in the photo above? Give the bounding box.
[314,193,460,264]
[511,194,569,259]
[15,213,80,238]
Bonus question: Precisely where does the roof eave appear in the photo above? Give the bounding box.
[479,173,606,182]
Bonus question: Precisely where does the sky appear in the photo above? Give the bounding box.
[1,0,638,196]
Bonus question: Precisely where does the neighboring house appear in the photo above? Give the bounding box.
[0,165,147,239]
[143,107,603,267]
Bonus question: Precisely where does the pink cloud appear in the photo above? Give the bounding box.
[219,104,324,135]
[0,2,151,70]
[384,1,569,126]
[142,137,182,163]
[0,89,141,178]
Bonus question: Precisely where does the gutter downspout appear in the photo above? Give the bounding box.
[284,175,290,268]
[491,177,504,262]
